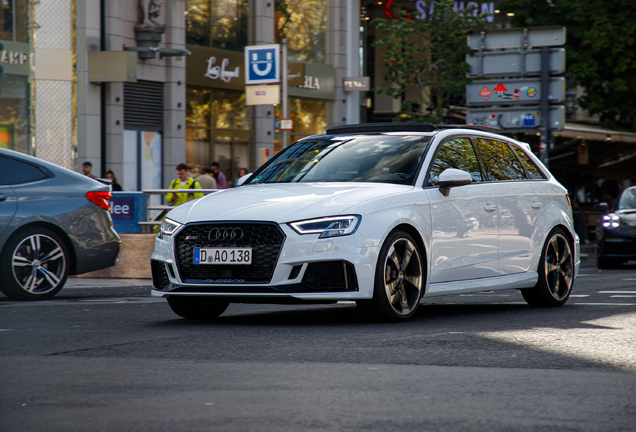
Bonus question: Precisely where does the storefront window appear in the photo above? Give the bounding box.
[275,0,326,63]
[0,0,28,43]
[275,97,327,152]
[186,0,248,52]
[186,87,250,183]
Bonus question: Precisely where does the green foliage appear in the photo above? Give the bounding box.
[502,0,636,129]
[372,0,489,123]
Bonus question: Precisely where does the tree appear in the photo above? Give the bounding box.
[502,0,636,129]
[372,0,489,123]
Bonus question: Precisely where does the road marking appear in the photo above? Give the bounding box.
[610,295,636,298]
[622,278,636,281]
[569,294,589,297]
[598,291,636,294]
[573,302,635,306]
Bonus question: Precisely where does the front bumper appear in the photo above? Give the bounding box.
[151,222,379,300]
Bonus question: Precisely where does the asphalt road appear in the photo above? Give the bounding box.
[1,261,635,432]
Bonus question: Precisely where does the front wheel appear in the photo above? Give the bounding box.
[357,230,424,322]
[0,227,70,301]
[521,228,574,307]
[167,296,230,320]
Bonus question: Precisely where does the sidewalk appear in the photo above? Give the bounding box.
[65,278,152,288]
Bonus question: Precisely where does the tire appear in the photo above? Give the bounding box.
[0,227,70,301]
[167,296,230,320]
[357,230,424,322]
[521,228,574,307]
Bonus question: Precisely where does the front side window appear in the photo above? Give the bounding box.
[475,139,526,181]
[427,137,483,186]
[250,135,431,185]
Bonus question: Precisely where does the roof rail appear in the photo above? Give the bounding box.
[326,123,438,134]
[325,122,498,134]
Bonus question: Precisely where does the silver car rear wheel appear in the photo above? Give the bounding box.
[0,227,69,301]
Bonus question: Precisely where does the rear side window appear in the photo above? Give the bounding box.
[0,155,49,185]
[427,137,483,185]
[475,138,526,181]
[511,145,546,179]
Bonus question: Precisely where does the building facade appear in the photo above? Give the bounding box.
[1,0,362,189]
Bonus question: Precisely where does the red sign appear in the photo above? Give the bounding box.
[493,83,507,92]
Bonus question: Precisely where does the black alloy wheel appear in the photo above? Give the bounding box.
[521,228,574,307]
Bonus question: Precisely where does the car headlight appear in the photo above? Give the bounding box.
[602,213,620,229]
[289,215,361,239]
[158,218,182,239]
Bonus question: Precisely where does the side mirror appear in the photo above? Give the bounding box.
[594,202,608,213]
[438,168,472,197]
[236,173,252,187]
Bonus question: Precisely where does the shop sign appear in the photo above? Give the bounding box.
[414,1,494,23]
[186,45,244,90]
[288,63,305,87]
[344,77,370,92]
[288,63,335,100]
[0,41,30,76]
[376,1,494,23]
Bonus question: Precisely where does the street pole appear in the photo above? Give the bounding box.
[539,46,550,168]
[282,39,289,149]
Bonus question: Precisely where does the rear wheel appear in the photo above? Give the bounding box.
[167,296,230,320]
[357,230,424,322]
[521,228,574,307]
[0,227,70,301]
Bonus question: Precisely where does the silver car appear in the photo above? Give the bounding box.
[0,148,121,300]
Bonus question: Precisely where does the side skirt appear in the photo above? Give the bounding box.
[424,272,538,298]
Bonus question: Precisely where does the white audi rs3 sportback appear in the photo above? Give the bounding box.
[151,123,579,322]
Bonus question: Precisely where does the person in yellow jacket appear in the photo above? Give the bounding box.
[166,163,203,206]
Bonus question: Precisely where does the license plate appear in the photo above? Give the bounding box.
[193,247,252,265]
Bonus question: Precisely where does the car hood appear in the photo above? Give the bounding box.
[167,183,413,223]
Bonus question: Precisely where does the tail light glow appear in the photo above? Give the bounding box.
[86,191,112,211]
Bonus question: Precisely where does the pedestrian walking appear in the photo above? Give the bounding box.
[211,162,227,189]
[166,163,203,206]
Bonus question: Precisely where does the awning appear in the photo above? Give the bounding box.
[555,123,636,143]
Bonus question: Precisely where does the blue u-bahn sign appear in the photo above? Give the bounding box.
[244,44,280,85]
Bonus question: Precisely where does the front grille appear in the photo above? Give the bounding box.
[174,222,286,283]
[601,239,636,255]
[151,260,170,289]
[302,261,358,291]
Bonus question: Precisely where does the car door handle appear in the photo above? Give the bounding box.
[531,202,543,209]
[484,204,497,212]
[0,194,6,202]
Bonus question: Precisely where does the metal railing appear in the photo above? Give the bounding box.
[139,189,220,227]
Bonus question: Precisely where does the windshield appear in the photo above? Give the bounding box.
[617,187,636,210]
[249,134,431,185]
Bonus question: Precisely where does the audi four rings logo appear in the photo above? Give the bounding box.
[208,227,245,241]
